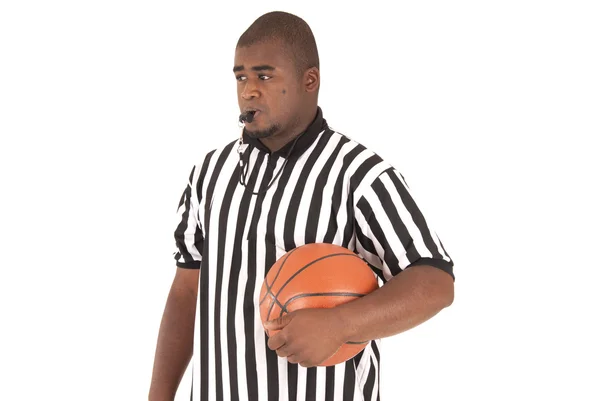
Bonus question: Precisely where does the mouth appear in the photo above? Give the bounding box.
[242,109,260,123]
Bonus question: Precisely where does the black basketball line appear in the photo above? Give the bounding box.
[265,253,363,322]
[263,248,301,321]
[268,292,286,314]
[280,292,365,315]
[260,246,299,306]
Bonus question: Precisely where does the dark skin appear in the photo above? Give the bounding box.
[149,268,199,401]
[235,40,455,368]
[234,39,320,152]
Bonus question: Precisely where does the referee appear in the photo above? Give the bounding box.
[149,11,455,401]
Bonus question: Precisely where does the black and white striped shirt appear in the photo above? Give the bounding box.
[174,107,454,401]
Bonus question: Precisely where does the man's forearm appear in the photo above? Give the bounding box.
[149,284,197,401]
[336,264,454,343]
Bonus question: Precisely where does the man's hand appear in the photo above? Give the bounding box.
[264,308,347,368]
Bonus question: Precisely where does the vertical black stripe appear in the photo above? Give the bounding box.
[200,144,233,401]
[372,342,381,401]
[214,168,242,401]
[324,366,335,401]
[264,155,300,401]
[284,130,330,249]
[324,144,364,243]
[306,367,317,401]
[287,363,298,401]
[227,153,265,401]
[363,357,376,401]
[343,359,356,401]
[305,133,348,243]
[244,153,274,401]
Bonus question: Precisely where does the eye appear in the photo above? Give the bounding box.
[236,75,247,82]
[259,75,272,81]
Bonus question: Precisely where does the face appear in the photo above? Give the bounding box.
[234,40,306,139]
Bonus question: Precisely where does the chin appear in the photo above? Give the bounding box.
[246,125,279,139]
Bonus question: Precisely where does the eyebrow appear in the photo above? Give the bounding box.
[233,65,276,73]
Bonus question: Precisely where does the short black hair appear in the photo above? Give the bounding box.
[237,11,319,76]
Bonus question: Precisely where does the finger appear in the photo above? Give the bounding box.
[267,331,286,351]
[275,344,294,358]
[287,354,302,364]
[299,360,315,368]
[264,314,292,331]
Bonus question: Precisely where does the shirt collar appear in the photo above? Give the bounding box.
[242,106,328,159]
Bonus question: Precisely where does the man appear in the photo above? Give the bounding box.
[149,11,455,401]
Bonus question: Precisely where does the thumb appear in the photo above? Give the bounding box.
[264,314,292,330]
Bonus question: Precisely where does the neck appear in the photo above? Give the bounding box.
[259,106,318,153]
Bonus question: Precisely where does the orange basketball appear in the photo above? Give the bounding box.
[259,243,379,366]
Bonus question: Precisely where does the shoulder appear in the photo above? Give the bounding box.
[327,129,397,191]
[184,138,239,192]
[191,138,239,175]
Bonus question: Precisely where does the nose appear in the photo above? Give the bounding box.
[241,80,260,100]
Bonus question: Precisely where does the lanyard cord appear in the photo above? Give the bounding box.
[238,134,302,196]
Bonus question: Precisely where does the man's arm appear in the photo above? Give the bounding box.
[337,264,453,343]
[149,268,199,401]
[264,264,453,367]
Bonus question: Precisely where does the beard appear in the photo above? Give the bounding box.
[245,124,280,139]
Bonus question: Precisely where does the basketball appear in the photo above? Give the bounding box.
[259,242,379,366]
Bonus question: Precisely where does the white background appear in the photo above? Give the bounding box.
[1,1,599,400]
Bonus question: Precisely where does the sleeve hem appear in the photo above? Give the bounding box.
[407,257,455,281]
[176,260,201,269]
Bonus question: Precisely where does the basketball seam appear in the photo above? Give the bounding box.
[280,292,365,315]
[260,247,299,307]
[266,253,363,322]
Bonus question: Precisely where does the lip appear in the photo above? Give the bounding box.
[243,109,261,123]
[243,107,261,113]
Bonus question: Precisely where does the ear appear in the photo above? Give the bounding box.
[304,68,320,92]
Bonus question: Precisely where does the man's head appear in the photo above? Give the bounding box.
[234,11,320,140]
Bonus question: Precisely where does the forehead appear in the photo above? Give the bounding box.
[234,40,294,71]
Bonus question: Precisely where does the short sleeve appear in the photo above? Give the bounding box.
[173,165,204,269]
[354,168,454,281]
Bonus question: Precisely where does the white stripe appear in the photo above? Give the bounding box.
[315,366,327,400]
[218,177,245,401]
[234,149,265,401]
[354,202,396,280]
[278,358,289,401]
[253,155,287,400]
[332,144,374,245]
[294,133,342,246]
[296,366,307,401]
[274,133,322,249]
[315,138,360,243]
[192,283,201,401]
[333,363,346,401]
[206,145,236,400]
